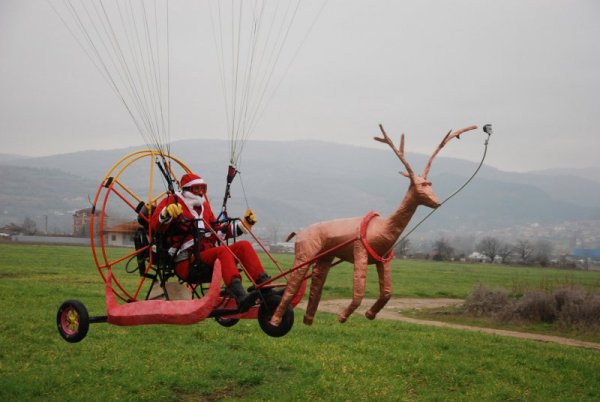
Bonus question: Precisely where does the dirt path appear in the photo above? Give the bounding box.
[297,298,600,350]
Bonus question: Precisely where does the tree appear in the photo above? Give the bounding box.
[477,236,500,262]
[497,242,513,263]
[394,237,411,258]
[432,238,454,261]
[266,224,280,244]
[514,239,534,264]
[22,217,37,235]
[534,240,554,266]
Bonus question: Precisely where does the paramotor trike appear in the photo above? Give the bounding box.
[56,150,303,342]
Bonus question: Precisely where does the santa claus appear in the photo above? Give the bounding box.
[151,172,271,311]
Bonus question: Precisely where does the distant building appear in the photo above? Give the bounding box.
[467,251,491,263]
[269,242,295,253]
[0,223,23,236]
[73,208,100,237]
[571,248,600,261]
[104,221,140,247]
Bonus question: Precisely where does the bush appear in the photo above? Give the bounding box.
[465,285,510,317]
[511,291,557,323]
[464,284,600,328]
[554,286,586,311]
[556,288,600,327]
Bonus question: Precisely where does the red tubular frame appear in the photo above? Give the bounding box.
[89,149,361,311]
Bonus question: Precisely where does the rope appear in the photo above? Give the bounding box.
[238,170,251,210]
[49,0,171,155]
[388,132,492,254]
[243,0,329,146]
[207,0,328,167]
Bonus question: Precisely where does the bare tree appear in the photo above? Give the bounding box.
[497,242,513,263]
[433,238,454,261]
[514,239,534,264]
[534,240,554,266]
[477,236,500,262]
[266,224,280,244]
[22,217,37,235]
[394,237,411,258]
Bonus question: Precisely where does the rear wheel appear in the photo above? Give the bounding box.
[57,300,90,343]
[215,316,240,327]
[258,295,294,337]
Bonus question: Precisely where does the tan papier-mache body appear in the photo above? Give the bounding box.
[270,124,478,327]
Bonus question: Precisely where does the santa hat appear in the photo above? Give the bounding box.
[180,173,206,189]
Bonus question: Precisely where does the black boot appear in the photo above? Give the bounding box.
[227,278,253,312]
[255,273,284,296]
[256,273,271,285]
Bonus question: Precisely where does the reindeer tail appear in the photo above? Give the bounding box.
[285,232,296,242]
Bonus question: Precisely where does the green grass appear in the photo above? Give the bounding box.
[1,243,600,401]
[303,255,600,300]
[404,304,600,344]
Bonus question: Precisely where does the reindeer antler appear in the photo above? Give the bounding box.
[422,125,478,179]
[374,124,414,177]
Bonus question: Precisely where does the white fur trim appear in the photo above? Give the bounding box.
[183,177,205,187]
[178,239,195,253]
[159,209,171,223]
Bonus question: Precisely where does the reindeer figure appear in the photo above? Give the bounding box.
[270,124,478,327]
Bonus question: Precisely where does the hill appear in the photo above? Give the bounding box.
[1,139,599,240]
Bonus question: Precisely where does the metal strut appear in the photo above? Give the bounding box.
[218,164,238,222]
[155,155,175,195]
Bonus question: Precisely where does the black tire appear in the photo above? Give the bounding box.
[56,300,90,343]
[215,316,240,327]
[258,295,294,337]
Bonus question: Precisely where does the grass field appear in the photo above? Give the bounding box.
[1,243,599,401]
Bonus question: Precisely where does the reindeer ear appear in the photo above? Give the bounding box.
[399,171,410,178]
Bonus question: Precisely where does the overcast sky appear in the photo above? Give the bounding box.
[1,0,599,173]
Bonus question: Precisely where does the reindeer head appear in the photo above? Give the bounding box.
[374,124,478,209]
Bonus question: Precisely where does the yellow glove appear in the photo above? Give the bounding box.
[161,203,183,220]
[243,208,257,227]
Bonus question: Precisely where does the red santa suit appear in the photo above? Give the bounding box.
[150,179,265,286]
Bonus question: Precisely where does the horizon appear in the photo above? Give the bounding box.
[2,136,599,175]
[2,1,599,173]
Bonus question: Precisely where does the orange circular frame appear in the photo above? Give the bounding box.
[89,150,191,302]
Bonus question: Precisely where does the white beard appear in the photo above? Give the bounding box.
[180,190,205,211]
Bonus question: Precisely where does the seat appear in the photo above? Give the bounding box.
[133,202,213,300]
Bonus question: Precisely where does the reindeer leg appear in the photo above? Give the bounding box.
[269,255,311,327]
[303,257,334,325]
[365,261,392,320]
[338,242,368,323]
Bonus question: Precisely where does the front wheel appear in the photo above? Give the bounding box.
[57,300,90,343]
[258,295,294,337]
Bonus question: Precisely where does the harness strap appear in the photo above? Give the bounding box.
[359,211,394,263]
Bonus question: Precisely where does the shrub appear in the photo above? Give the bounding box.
[464,284,600,328]
[465,285,510,317]
[553,286,586,311]
[511,291,557,323]
[556,289,600,327]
